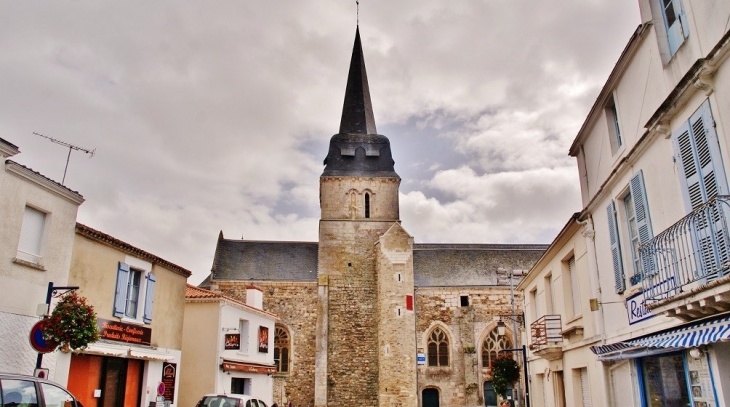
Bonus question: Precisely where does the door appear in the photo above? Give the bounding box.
[102,358,127,407]
[422,388,439,407]
[484,382,497,407]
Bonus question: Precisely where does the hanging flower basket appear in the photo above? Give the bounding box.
[491,354,520,398]
[41,291,100,352]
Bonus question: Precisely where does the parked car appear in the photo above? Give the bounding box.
[195,394,268,407]
[0,373,83,407]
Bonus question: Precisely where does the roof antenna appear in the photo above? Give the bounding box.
[32,132,95,185]
[356,0,359,26]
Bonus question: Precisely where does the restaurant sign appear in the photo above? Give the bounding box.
[98,318,152,345]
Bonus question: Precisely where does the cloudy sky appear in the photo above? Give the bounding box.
[0,1,641,284]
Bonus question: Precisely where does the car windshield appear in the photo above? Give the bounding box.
[198,396,239,407]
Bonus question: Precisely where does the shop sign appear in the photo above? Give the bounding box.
[224,334,240,350]
[626,291,655,325]
[98,318,152,345]
[221,361,276,374]
[161,363,176,403]
[258,326,269,353]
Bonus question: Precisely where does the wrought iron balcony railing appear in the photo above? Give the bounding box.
[640,195,730,303]
[529,315,562,351]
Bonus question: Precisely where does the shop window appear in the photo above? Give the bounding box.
[640,353,689,406]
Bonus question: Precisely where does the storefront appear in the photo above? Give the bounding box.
[591,316,730,407]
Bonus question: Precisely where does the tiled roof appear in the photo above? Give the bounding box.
[209,239,548,287]
[76,223,192,278]
[185,284,277,318]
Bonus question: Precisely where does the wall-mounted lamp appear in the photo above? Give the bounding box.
[689,347,704,359]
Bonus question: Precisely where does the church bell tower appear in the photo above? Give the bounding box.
[314,27,416,407]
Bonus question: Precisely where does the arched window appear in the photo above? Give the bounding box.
[274,326,290,373]
[482,328,512,368]
[427,327,449,367]
[364,193,370,218]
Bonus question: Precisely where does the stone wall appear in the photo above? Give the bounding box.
[217,281,318,407]
[416,286,525,407]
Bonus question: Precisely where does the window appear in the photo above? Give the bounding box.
[481,329,512,368]
[640,353,689,406]
[544,274,554,314]
[578,368,592,407]
[529,288,538,321]
[460,295,469,307]
[567,256,581,318]
[113,260,156,323]
[674,100,728,211]
[230,378,250,395]
[40,383,75,407]
[605,96,622,154]
[2,379,38,407]
[17,206,47,264]
[427,327,449,367]
[364,193,370,218]
[239,320,250,351]
[274,325,290,373]
[607,171,653,292]
[658,0,688,56]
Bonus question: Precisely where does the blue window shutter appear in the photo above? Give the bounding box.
[674,100,728,212]
[607,201,626,293]
[114,262,130,318]
[143,273,156,323]
[630,171,653,244]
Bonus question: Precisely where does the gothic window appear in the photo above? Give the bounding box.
[274,326,290,373]
[364,193,370,218]
[482,329,512,368]
[427,327,449,367]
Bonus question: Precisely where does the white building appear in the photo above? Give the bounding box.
[0,137,84,377]
[558,0,730,405]
[180,284,276,407]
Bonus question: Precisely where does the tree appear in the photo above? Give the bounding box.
[491,354,520,399]
[42,292,100,352]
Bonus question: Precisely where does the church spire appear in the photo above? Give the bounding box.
[339,27,377,135]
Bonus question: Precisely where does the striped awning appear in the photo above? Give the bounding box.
[627,315,730,348]
[591,315,730,360]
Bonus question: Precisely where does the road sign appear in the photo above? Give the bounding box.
[29,321,56,353]
[157,382,165,397]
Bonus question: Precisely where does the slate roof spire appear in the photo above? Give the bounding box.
[322,27,398,178]
[339,27,377,135]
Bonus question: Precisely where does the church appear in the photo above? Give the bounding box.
[201,27,547,407]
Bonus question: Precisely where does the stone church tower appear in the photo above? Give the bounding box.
[204,26,548,407]
[315,27,417,406]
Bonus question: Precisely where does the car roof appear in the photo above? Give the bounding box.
[201,394,257,401]
[0,373,59,386]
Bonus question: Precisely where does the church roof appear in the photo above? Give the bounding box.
[208,240,547,287]
[322,28,398,178]
[212,239,319,282]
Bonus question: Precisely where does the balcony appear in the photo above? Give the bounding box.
[529,315,563,360]
[640,195,730,320]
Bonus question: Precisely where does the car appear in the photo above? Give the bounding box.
[0,372,84,407]
[195,393,269,407]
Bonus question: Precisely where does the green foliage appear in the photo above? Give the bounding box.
[42,292,100,351]
[492,354,520,398]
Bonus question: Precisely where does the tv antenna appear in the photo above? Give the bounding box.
[32,132,95,185]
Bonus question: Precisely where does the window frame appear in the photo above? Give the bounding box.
[605,95,623,154]
[274,325,291,374]
[657,0,688,57]
[16,205,49,265]
[426,326,450,367]
[481,328,512,368]
[113,258,156,324]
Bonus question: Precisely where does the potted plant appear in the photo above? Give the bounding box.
[42,291,100,352]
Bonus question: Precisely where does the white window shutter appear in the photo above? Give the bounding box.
[580,368,592,407]
[114,262,130,318]
[607,201,626,293]
[143,273,156,323]
[569,257,581,316]
[18,206,46,262]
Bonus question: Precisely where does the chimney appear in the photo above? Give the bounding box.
[246,284,263,310]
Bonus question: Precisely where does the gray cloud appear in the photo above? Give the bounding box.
[0,1,640,283]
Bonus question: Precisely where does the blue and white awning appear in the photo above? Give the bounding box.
[591,315,730,361]
[627,315,730,348]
